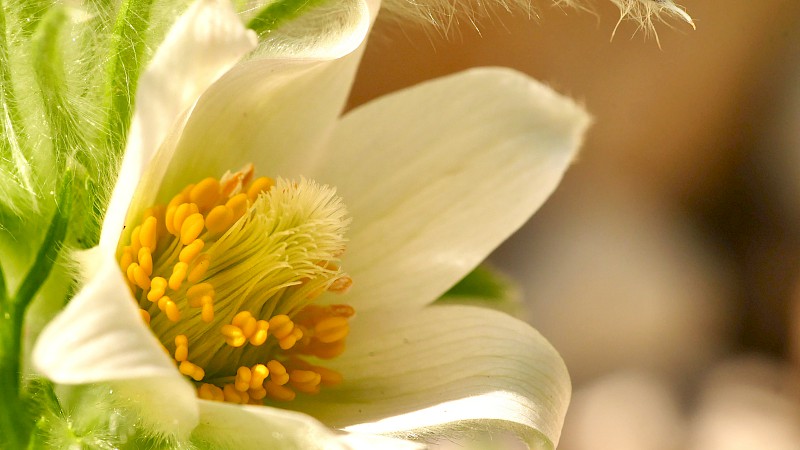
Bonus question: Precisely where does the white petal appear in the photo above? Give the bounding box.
[253,0,378,59]
[316,67,591,311]
[193,399,419,449]
[32,253,199,435]
[289,305,571,449]
[100,0,256,251]
[153,0,375,202]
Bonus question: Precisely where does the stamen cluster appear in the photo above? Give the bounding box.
[118,164,354,404]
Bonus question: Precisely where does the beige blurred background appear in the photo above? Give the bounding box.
[350,2,800,449]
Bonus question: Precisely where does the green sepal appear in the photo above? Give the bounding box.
[437,265,522,316]
[247,0,330,35]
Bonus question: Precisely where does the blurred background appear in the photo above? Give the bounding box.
[350,1,800,448]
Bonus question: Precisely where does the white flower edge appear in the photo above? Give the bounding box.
[314,66,591,313]
[284,305,570,449]
[100,0,257,253]
[194,400,424,449]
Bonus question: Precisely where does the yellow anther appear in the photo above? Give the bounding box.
[187,282,214,303]
[140,216,158,252]
[199,383,224,402]
[235,366,252,392]
[314,366,343,386]
[249,320,269,346]
[226,193,249,222]
[189,177,221,212]
[130,225,142,255]
[289,370,322,394]
[241,316,257,338]
[139,309,150,325]
[267,360,289,385]
[250,364,269,390]
[119,247,134,273]
[175,339,188,362]
[168,262,188,290]
[314,316,350,344]
[143,205,167,235]
[265,381,295,402]
[221,325,247,347]
[158,296,170,312]
[205,205,235,234]
[328,275,353,293]
[165,204,179,235]
[179,239,205,264]
[180,213,205,245]
[249,387,267,400]
[179,361,205,381]
[201,299,214,323]
[164,299,181,322]
[247,177,275,202]
[278,327,303,350]
[232,310,253,328]
[269,315,294,339]
[187,254,211,283]
[223,384,246,404]
[126,262,138,285]
[138,247,153,276]
[133,265,151,290]
[147,277,167,302]
[172,203,199,236]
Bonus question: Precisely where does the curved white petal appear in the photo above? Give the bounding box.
[101,0,257,251]
[315,67,591,311]
[193,399,420,449]
[253,0,377,59]
[32,253,198,435]
[288,305,571,449]
[152,0,376,204]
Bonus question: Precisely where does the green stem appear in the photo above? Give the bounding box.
[247,0,329,35]
[0,172,73,449]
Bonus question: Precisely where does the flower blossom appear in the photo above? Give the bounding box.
[32,0,590,448]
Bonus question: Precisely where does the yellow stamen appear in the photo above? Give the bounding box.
[179,361,205,381]
[180,213,205,245]
[118,168,354,406]
[140,216,158,252]
[138,248,153,276]
[147,277,167,302]
[247,176,275,202]
[205,205,235,233]
[314,316,349,344]
[168,262,188,290]
[189,177,221,212]
[265,381,295,402]
[179,239,205,264]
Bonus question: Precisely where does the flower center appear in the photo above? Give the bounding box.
[117,164,354,404]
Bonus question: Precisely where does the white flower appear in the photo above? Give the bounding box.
[32,0,590,448]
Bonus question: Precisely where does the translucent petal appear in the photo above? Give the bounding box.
[289,305,571,448]
[315,67,591,311]
[32,253,198,435]
[151,0,375,204]
[100,0,256,251]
